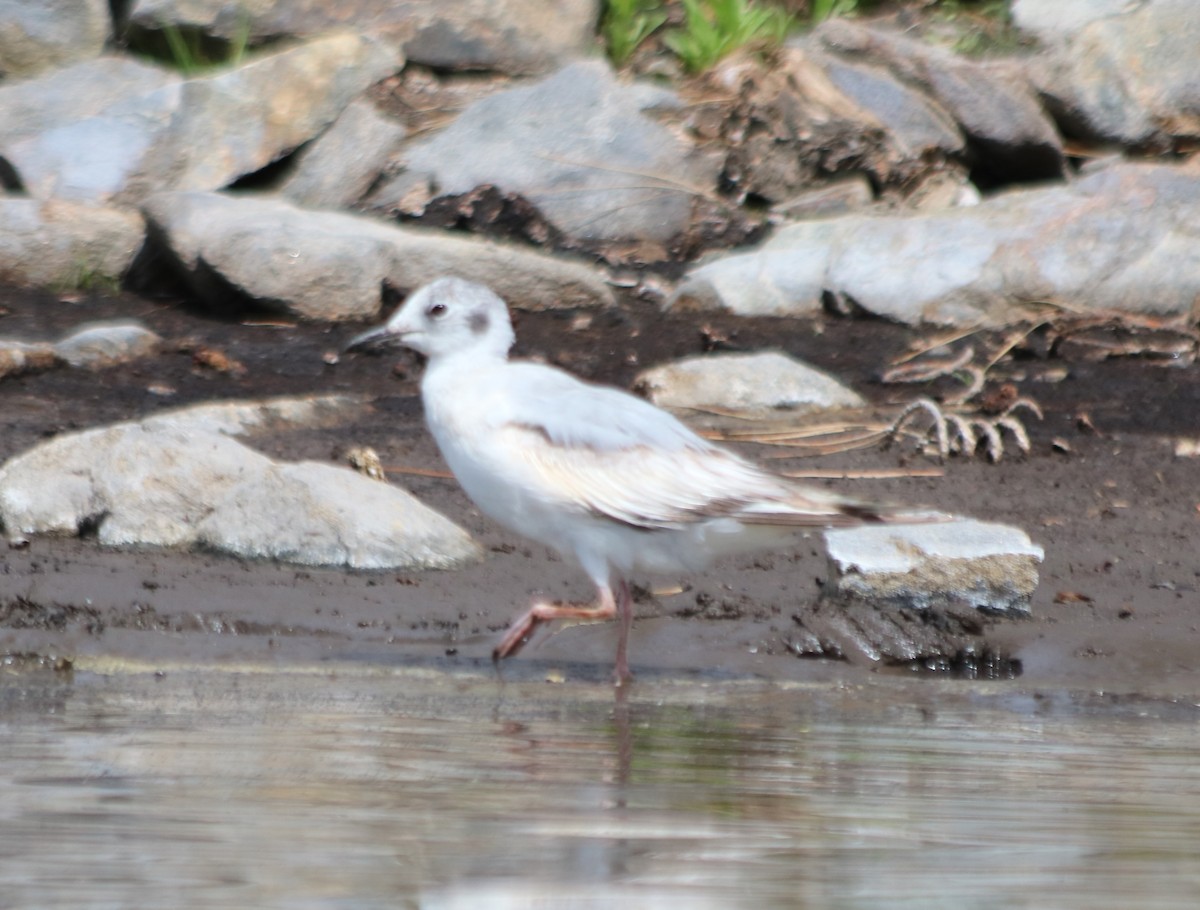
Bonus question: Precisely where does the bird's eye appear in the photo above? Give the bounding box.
[427,303,447,319]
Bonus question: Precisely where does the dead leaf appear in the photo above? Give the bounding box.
[979,383,1019,415]
[1054,591,1094,604]
[192,346,246,376]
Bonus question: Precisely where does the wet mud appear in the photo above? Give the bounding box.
[2,285,1200,696]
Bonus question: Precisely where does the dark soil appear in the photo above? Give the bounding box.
[3,283,1200,695]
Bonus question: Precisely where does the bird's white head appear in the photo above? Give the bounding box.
[347,277,516,361]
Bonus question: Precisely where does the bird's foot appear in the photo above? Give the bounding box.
[492,598,618,661]
[612,662,633,687]
[493,604,546,660]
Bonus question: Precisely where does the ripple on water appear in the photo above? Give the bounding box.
[0,670,1197,909]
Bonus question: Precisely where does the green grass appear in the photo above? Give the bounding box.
[663,0,795,73]
[601,0,1018,71]
[932,0,1021,56]
[808,0,863,23]
[57,261,122,296]
[152,15,251,75]
[604,0,669,66]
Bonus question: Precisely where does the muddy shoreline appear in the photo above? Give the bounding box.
[2,285,1199,697]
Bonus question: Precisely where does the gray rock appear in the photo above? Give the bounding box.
[54,320,162,368]
[128,0,599,74]
[194,460,479,569]
[374,60,720,245]
[670,217,841,318]
[823,518,1044,615]
[906,169,983,211]
[816,21,1064,182]
[771,177,874,220]
[142,394,372,437]
[683,46,976,206]
[0,197,144,289]
[1,319,160,377]
[0,55,177,148]
[4,32,400,204]
[0,0,109,77]
[672,162,1200,325]
[1011,0,1134,43]
[1032,0,1200,146]
[281,99,407,209]
[392,0,599,73]
[6,80,183,203]
[635,352,864,419]
[143,190,410,321]
[0,422,268,545]
[819,56,964,159]
[921,60,1065,181]
[147,32,401,196]
[0,419,481,570]
[142,190,613,321]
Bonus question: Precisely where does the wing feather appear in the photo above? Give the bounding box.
[502,423,864,531]
[485,362,878,530]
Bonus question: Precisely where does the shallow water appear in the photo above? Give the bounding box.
[0,664,1198,909]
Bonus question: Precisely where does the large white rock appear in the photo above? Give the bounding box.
[194,460,474,569]
[823,518,1044,615]
[1029,0,1200,145]
[142,190,614,320]
[0,198,144,289]
[1012,0,1146,43]
[635,351,865,419]
[0,423,267,545]
[672,162,1200,325]
[0,57,176,148]
[0,418,481,570]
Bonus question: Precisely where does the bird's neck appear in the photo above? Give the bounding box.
[427,342,507,370]
[421,345,507,394]
[419,346,511,447]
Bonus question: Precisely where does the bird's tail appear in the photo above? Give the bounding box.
[837,499,953,525]
[736,484,952,529]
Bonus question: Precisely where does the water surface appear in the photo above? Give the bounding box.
[1,664,1197,908]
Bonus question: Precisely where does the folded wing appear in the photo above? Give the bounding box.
[495,366,878,530]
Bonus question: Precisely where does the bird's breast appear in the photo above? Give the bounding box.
[420,371,554,530]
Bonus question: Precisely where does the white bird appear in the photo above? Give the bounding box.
[349,277,934,684]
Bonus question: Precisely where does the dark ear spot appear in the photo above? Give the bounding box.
[469,310,489,335]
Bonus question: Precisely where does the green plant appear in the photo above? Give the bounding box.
[155,15,251,75]
[663,0,795,73]
[934,0,1020,56]
[809,0,860,23]
[57,261,121,296]
[604,0,669,66]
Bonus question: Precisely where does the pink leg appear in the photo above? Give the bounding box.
[493,584,617,662]
[613,579,634,687]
